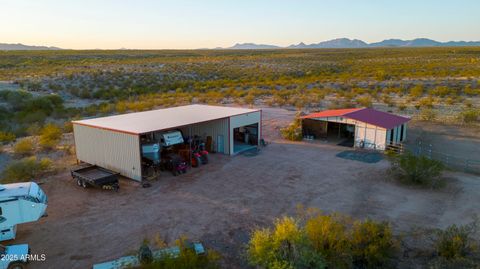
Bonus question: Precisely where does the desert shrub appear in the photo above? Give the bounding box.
[247,216,326,269]
[305,214,352,268]
[429,86,453,98]
[419,108,437,121]
[435,222,478,260]
[1,156,53,183]
[457,109,480,124]
[418,97,435,109]
[248,212,397,269]
[0,131,15,144]
[13,138,35,156]
[281,115,303,141]
[351,220,396,268]
[389,152,444,187]
[39,123,63,150]
[356,96,373,108]
[409,85,424,98]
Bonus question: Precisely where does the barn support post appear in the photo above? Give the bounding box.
[189,126,192,167]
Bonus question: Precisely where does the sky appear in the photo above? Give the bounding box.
[1,0,479,49]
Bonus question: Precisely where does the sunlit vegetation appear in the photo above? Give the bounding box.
[1,156,53,183]
[0,48,479,140]
[388,151,445,187]
[247,209,397,269]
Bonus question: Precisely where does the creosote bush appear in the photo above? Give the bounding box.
[281,115,303,141]
[1,156,53,183]
[247,211,397,269]
[389,152,444,187]
[0,131,15,144]
[39,123,63,150]
[13,137,35,156]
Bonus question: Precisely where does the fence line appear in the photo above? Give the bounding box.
[404,141,480,175]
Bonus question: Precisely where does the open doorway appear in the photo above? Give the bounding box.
[326,122,355,147]
[233,123,258,154]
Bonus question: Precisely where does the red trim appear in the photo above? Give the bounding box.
[72,122,140,135]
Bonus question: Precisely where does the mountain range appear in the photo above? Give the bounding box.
[225,38,480,49]
[0,43,62,50]
[2,38,480,50]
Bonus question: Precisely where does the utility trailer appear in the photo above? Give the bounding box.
[71,165,119,191]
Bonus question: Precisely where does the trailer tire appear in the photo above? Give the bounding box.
[8,262,26,269]
[81,180,88,188]
[76,178,82,187]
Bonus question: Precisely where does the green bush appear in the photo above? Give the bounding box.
[305,214,352,268]
[351,220,396,268]
[389,152,444,187]
[248,212,397,269]
[39,123,63,150]
[435,223,478,260]
[457,109,480,124]
[419,108,437,121]
[248,216,326,269]
[281,116,303,141]
[13,138,35,156]
[1,157,53,183]
[356,96,373,108]
[0,131,15,144]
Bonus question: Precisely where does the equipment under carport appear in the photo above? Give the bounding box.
[72,105,262,181]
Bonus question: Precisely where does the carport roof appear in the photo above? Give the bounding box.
[72,104,260,135]
[302,108,410,129]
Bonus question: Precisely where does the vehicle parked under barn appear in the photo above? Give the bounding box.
[72,105,262,181]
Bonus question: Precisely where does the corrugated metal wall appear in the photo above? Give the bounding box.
[179,118,230,154]
[355,123,387,150]
[307,116,388,150]
[73,124,142,181]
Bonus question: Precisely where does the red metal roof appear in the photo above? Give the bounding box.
[301,108,362,119]
[302,108,410,129]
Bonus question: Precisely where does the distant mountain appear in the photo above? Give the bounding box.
[218,38,480,49]
[288,38,368,49]
[225,43,281,50]
[0,43,62,50]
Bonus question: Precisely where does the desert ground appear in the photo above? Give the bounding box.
[6,107,480,269]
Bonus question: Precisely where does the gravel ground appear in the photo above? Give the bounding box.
[9,107,480,269]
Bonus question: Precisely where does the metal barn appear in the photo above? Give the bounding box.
[301,108,410,150]
[72,105,262,181]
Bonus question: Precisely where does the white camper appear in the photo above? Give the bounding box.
[0,182,48,241]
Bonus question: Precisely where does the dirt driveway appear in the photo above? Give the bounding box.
[13,108,480,269]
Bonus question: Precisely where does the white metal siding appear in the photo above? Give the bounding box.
[73,124,142,181]
[179,118,230,154]
[313,117,388,150]
[354,123,387,150]
[229,112,262,155]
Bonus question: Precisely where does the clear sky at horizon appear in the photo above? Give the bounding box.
[1,0,479,49]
